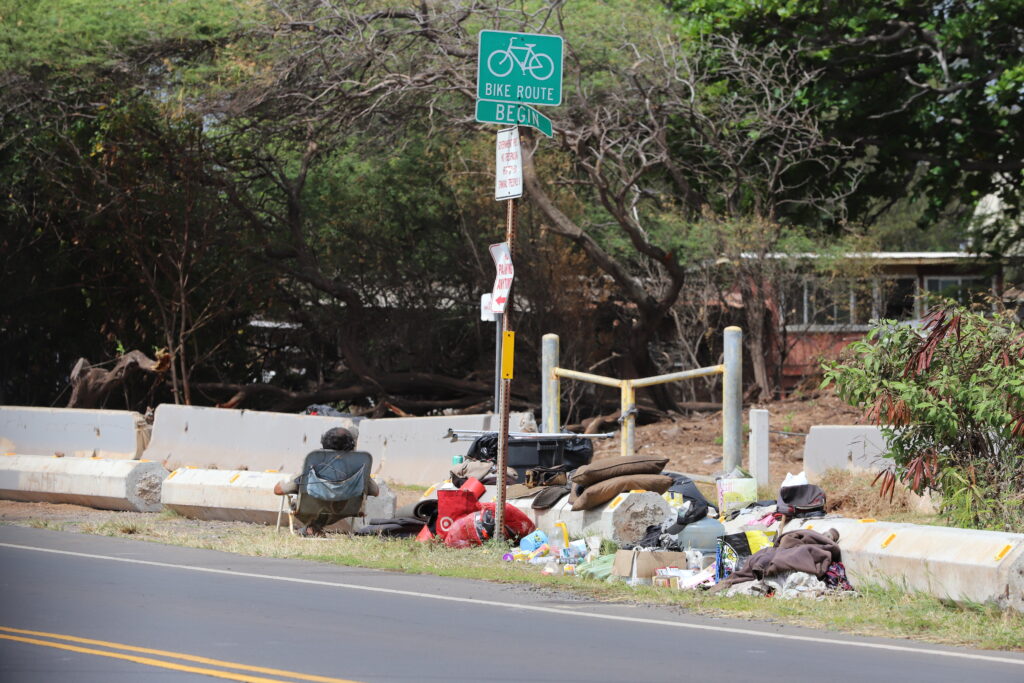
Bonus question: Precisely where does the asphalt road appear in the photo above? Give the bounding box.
[1,525,1023,683]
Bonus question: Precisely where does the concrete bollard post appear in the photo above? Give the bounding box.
[620,381,636,457]
[748,408,770,490]
[722,326,743,473]
[541,334,560,434]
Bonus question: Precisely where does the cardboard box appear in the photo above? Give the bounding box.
[652,576,680,589]
[612,549,690,579]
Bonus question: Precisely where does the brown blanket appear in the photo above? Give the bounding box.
[710,528,841,592]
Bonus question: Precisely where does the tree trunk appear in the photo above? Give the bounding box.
[68,351,171,409]
[741,274,775,401]
[626,311,680,413]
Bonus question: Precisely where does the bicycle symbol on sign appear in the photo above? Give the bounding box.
[486,38,555,81]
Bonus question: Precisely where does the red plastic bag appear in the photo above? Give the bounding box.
[444,511,487,548]
[436,489,480,539]
[443,504,536,549]
[479,502,535,542]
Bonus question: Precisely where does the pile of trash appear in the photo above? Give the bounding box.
[355,474,538,547]
[578,468,855,600]
[354,432,854,600]
[504,527,602,575]
[507,465,853,600]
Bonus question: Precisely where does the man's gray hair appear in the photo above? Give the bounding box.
[321,427,357,451]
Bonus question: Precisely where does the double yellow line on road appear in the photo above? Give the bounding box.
[0,626,361,683]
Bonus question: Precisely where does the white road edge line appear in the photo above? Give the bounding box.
[2,541,1022,667]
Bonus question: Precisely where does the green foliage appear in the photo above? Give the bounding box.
[4,0,1017,413]
[0,0,258,71]
[669,0,1024,235]
[823,304,1024,530]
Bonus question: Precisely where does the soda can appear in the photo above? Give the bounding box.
[452,454,464,465]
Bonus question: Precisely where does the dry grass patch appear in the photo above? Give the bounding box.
[819,469,940,524]
[80,520,152,537]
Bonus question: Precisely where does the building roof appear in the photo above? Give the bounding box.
[745,251,1002,266]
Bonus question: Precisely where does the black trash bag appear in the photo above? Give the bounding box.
[468,433,592,466]
[475,507,497,540]
[354,517,425,537]
[664,472,710,529]
[777,484,826,518]
[466,433,500,462]
[561,436,594,468]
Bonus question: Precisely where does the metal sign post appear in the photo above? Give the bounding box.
[476,29,562,544]
[481,294,502,413]
[493,194,517,542]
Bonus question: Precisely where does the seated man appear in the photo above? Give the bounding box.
[274,427,378,535]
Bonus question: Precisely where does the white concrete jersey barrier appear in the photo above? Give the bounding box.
[161,468,292,524]
[161,467,397,527]
[0,406,149,459]
[145,404,536,486]
[361,412,538,485]
[145,405,362,472]
[797,517,1024,612]
[0,454,167,512]
[803,425,894,478]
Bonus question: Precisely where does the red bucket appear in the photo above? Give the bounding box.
[459,476,486,500]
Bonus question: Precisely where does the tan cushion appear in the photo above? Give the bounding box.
[570,474,674,511]
[571,455,668,487]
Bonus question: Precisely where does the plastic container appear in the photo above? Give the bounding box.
[519,529,548,552]
[527,543,551,560]
[676,516,725,554]
[458,477,485,499]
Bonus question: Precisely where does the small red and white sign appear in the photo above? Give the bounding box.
[489,242,514,313]
[494,127,522,201]
[480,293,494,321]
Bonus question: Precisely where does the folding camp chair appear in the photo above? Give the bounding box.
[275,449,373,536]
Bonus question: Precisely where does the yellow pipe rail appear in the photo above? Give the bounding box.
[542,329,742,466]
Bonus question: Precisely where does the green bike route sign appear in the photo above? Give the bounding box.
[475,100,553,137]
[477,30,563,107]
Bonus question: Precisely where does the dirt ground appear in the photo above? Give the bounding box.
[0,500,216,534]
[591,391,864,488]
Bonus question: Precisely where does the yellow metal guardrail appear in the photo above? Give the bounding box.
[541,327,742,469]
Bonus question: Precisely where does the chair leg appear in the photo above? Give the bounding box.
[289,491,301,535]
